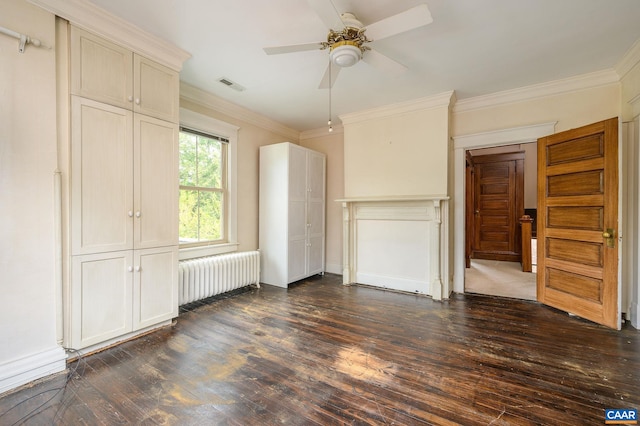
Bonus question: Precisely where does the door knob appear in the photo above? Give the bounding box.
[603,229,615,248]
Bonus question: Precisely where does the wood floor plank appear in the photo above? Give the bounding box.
[1,274,638,425]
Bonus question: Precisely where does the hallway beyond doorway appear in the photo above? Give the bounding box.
[465,259,536,301]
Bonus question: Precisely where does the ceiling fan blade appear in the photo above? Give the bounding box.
[263,42,325,55]
[364,4,433,41]
[318,62,342,89]
[362,48,407,76]
[306,0,344,30]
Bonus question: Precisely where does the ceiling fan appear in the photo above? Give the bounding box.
[263,1,433,88]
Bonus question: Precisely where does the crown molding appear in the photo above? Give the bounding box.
[453,69,620,113]
[339,90,455,126]
[453,122,557,150]
[615,37,640,79]
[28,0,190,71]
[300,125,344,140]
[180,82,300,142]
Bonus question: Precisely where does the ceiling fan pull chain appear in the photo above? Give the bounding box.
[328,59,333,132]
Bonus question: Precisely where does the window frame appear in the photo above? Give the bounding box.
[178,108,238,260]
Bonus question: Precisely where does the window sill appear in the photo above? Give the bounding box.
[178,242,240,261]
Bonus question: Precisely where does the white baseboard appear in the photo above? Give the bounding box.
[0,346,67,395]
[356,272,430,295]
[325,263,342,275]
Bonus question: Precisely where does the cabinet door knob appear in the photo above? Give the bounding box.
[135,266,141,272]
[127,266,133,272]
[135,211,141,218]
[135,98,140,105]
[127,96,133,102]
[128,210,133,217]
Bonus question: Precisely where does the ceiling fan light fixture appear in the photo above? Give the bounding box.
[330,41,362,67]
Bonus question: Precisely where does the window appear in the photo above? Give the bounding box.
[179,127,228,246]
[178,108,238,259]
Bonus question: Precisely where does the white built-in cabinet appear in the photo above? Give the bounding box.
[70,27,179,123]
[68,26,179,350]
[259,142,326,287]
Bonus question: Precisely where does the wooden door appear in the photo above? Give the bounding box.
[472,152,525,262]
[465,152,475,268]
[537,118,619,329]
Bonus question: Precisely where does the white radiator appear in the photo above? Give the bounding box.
[178,251,260,305]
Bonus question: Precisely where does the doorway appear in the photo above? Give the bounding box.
[453,122,556,295]
[464,142,538,300]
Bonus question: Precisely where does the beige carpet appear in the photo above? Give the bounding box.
[465,258,536,301]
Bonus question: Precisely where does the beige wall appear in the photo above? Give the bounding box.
[180,98,298,252]
[300,129,344,274]
[344,105,450,198]
[0,0,60,368]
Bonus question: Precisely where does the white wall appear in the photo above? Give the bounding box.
[0,0,66,393]
[620,50,640,328]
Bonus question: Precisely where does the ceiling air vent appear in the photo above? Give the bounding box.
[218,77,245,92]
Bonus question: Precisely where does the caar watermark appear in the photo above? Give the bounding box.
[605,409,637,425]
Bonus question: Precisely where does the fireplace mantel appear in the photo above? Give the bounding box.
[337,196,450,300]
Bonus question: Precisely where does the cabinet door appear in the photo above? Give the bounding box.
[288,239,307,282]
[307,151,325,205]
[70,26,133,109]
[71,251,133,349]
[134,55,180,123]
[71,97,133,255]
[133,246,178,330]
[307,151,326,274]
[134,115,178,249]
[307,235,325,275]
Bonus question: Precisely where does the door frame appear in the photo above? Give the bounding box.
[452,122,557,293]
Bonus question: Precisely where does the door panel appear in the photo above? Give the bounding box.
[133,247,178,330]
[71,97,133,255]
[472,152,525,262]
[537,117,618,329]
[134,114,178,249]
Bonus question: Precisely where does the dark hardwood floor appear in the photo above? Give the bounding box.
[1,274,639,425]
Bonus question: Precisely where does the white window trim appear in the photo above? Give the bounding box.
[179,107,239,260]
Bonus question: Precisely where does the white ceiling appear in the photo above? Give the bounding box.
[87,0,640,132]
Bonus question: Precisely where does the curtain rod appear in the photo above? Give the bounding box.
[0,25,50,53]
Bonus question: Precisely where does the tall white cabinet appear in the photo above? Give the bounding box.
[259,143,326,287]
[67,26,180,350]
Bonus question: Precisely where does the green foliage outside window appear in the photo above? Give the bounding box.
[179,130,226,244]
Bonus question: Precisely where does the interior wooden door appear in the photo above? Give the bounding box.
[472,152,525,262]
[465,152,474,268]
[537,118,619,329]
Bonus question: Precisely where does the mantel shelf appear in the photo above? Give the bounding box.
[336,195,450,203]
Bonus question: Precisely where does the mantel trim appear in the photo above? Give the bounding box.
[337,195,449,203]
